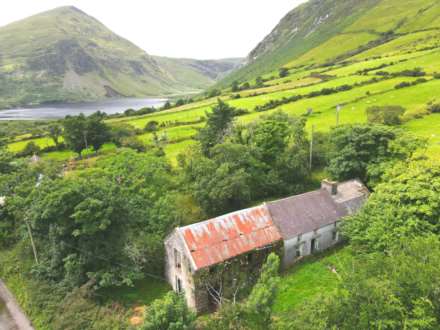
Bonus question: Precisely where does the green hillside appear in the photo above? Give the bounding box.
[221,0,440,85]
[0,6,241,109]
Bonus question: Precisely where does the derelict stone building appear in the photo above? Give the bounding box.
[165,179,368,312]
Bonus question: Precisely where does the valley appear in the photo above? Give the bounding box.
[1,0,440,329]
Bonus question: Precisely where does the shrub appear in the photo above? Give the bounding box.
[207,89,221,98]
[17,141,41,157]
[144,120,159,132]
[366,106,405,125]
[120,137,147,152]
[279,67,289,78]
[395,81,412,89]
[428,103,440,113]
[141,292,195,330]
[434,73,440,79]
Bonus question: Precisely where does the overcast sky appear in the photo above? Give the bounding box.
[0,0,306,59]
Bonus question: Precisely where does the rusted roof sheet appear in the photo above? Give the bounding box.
[179,205,282,271]
[267,189,348,240]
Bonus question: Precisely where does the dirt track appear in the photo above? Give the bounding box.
[0,280,34,330]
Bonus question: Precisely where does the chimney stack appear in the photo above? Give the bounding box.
[321,179,338,195]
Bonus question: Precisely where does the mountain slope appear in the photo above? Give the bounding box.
[0,6,240,108]
[153,57,243,90]
[220,0,440,86]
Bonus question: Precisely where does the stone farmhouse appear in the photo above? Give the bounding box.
[165,179,369,312]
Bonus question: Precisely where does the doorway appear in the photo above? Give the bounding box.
[311,238,317,254]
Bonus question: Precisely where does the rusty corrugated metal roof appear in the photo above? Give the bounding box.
[179,205,282,271]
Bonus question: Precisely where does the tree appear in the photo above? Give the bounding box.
[183,149,253,216]
[205,253,281,330]
[142,292,195,330]
[245,253,280,328]
[207,89,221,98]
[279,236,440,329]
[63,113,88,157]
[366,106,405,125]
[255,76,264,88]
[279,67,289,78]
[343,160,440,252]
[26,150,178,288]
[48,123,63,147]
[231,80,240,92]
[63,112,111,157]
[144,120,159,132]
[197,100,236,156]
[86,112,111,153]
[327,124,424,184]
[18,141,40,157]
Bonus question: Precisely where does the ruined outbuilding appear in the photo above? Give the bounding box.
[165,179,368,312]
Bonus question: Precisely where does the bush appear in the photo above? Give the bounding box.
[395,81,412,89]
[17,141,40,157]
[120,137,147,152]
[279,67,289,78]
[207,89,221,98]
[366,106,405,125]
[428,103,440,113]
[141,292,195,330]
[144,120,159,132]
[434,73,440,79]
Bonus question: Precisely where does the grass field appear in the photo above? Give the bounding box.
[273,246,351,314]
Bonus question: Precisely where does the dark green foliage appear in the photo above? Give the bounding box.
[17,141,41,157]
[24,151,178,289]
[397,67,426,77]
[255,76,264,88]
[366,106,405,125]
[278,236,440,329]
[206,253,280,330]
[327,124,424,184]
[279,67,289,78]
[120,136,147,152]
[110,123,136,146]
[186,112,309,216]
[86,112,111,152]
[207,89,221,98]
[434,73,440,79]
[231,80,240,92]
[63,112,111,156]
[48,123,62,147]
[144,120,159,132]
[428,103,440,113]
[141,292,195,330]
[162,101,172,110]
[197,100,236,156]
[311,131,331,167]
[395,78,427,89]
[343,161,440,252]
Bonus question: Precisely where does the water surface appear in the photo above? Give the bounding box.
[0,98,166,120]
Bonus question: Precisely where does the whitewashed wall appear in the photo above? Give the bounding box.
[282,222,341,268]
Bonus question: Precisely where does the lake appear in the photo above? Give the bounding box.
[0,299,17,330]
[0,98,167,121]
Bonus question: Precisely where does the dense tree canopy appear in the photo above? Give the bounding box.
[63,112,111,157]
[343,160,440,252]
[277,236,440,330]
[184,111,310,216]
[197,100,236,156]
[142,292,196,330]
[18,150,180,289]
[327,124,424,185]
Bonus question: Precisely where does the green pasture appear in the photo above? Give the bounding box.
[273,247,351,314]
